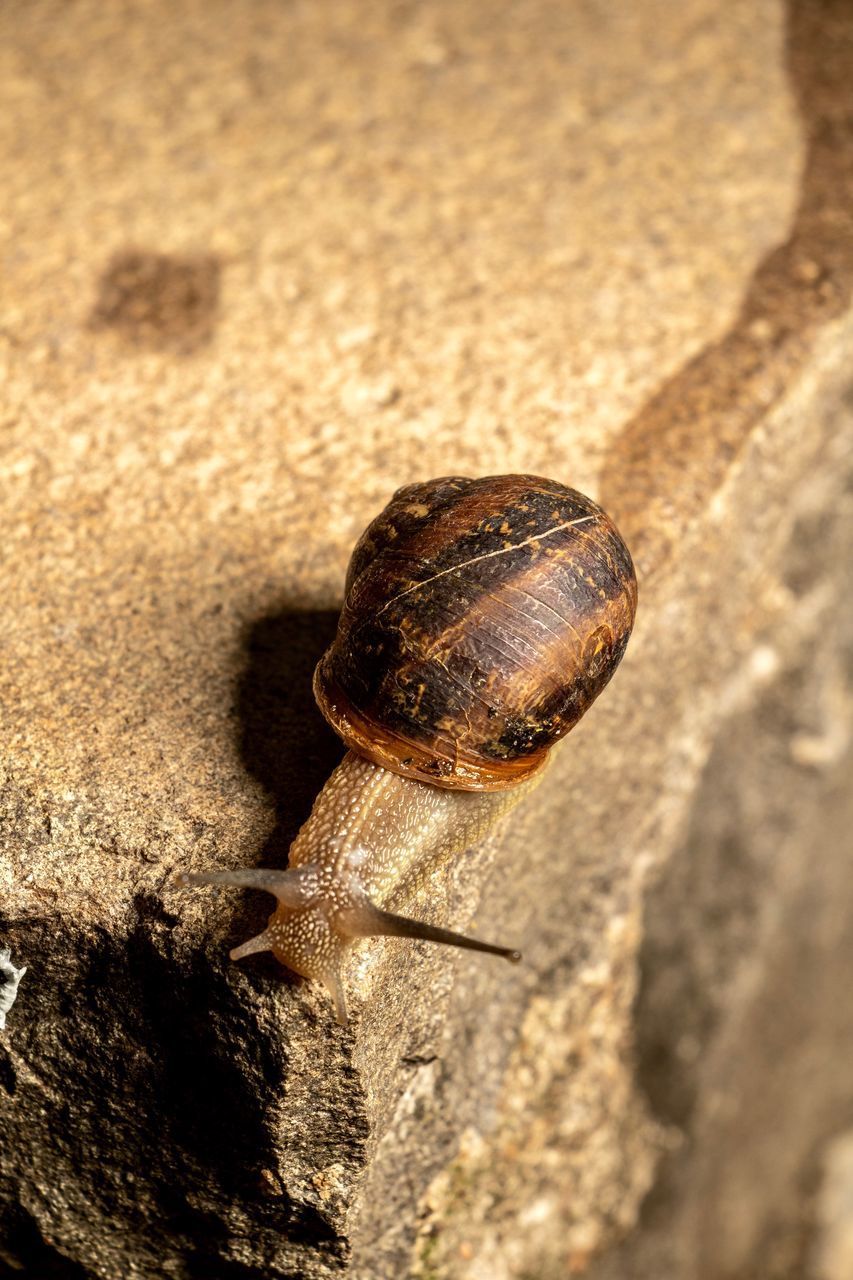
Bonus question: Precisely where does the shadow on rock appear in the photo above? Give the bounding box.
[207,606,346,975]
[236,606,344,861]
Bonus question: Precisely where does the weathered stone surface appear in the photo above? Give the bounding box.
[1,1,851,1278]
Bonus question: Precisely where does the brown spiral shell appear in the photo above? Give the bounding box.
[313,474,638,791]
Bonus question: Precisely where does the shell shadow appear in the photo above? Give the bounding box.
[224,606,345,965]
[237,606,345,854]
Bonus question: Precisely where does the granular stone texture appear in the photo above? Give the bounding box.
[1,1,851,1278]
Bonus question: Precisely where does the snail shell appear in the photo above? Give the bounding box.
[314,474,637,791]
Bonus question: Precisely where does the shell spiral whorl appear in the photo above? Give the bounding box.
[314,473,637,791]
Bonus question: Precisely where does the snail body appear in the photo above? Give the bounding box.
[180,475,637,1023]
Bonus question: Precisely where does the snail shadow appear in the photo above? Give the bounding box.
[225,605,345,969]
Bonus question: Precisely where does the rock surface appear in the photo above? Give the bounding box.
[1,1,851,1278]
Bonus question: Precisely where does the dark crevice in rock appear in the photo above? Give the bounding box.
[113,937,286,1200]
[0,905,359,1276]
[0,1202,90,1280]
[181,1255,304,1280]
[0,1054,16,1098]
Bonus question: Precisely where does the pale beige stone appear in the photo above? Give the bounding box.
[1,0,851,1277]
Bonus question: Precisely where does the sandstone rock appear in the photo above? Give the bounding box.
[1,1,851,1278]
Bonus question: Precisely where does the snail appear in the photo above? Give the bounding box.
[178,475,637,1023]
